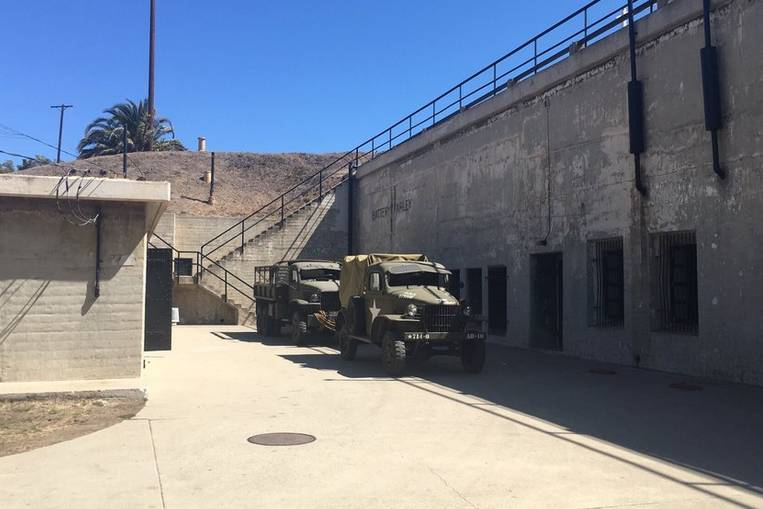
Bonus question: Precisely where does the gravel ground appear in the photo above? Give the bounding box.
[0,396,145,457]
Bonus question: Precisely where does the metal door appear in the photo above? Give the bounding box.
[487,266,508,335]
[530,253,563,350]
[145,248,172,351]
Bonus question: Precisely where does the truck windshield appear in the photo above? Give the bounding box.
[300,269,340,281]
[388,271,448,288]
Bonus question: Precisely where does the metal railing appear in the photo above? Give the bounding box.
[200,0,660,264]
[149,233,255,304]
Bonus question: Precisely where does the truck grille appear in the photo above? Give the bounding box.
[321,292,341,312]
[423,305,460,332]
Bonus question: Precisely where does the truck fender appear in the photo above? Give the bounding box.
[370,317,391,344]
[289,299,310,315]
[335,311,347,333]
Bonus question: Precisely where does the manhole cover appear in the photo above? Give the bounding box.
[669,382,703,391]
[588,368,617,375]
[247,433,316,446]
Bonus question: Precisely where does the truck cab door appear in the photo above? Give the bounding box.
[274,266,292,319]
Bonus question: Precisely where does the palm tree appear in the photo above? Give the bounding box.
[77,99,185,158]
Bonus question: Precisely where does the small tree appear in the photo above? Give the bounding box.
[17,155,52,171]
[0,160,14,173]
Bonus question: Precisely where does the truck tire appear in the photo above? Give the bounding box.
[291,311,307,346]
[461,340,486,374]
[255,303,263,334]
[337,322,357,361]
[382,331,407,377]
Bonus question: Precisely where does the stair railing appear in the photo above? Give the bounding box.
[199,0,660,264]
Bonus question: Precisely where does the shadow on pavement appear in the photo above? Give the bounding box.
[292,344,763,506]
[215,329,335,349]
[214,329,763,508]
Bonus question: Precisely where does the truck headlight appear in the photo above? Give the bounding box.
[309,293,320,303]
[405,303,418,318]
[463,305,472,317]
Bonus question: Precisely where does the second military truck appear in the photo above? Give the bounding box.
[335,254,486,376]
[254,260,342,345]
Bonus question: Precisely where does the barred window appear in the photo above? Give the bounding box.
[651,231,698,334]
[588,237,624,328]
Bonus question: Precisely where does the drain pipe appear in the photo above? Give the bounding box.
[701,0,725,179]
[347,161,354,255]
[627,0,647,196]
[95,207,102,298]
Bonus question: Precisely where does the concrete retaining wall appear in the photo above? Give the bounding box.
[172,283,238,325]
[353,0,763,384]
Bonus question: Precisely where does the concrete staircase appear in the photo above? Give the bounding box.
[197,189,339,325]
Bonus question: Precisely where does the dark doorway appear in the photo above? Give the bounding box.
[487,266,507,335]
[466,268,483,316]
[531,253,563,350]
[145,248,172,351]
[448,269,462,300]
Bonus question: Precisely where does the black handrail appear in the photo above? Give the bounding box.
[199,0,659,264]
[149,233,255,303]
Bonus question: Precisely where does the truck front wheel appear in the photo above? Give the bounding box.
[337,322,357,360]
[382,331,407,377]
[291,311,307,346]
[461,340,486,374]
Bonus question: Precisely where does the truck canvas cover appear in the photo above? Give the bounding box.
[339,253,428,307]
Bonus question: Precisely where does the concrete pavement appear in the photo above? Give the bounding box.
[1,325,762,508]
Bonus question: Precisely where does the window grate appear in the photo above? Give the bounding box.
[651,231,698,335]
[588,237,625,328]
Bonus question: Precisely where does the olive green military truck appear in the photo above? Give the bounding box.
[254,260,342,345]
[335,254,485,376]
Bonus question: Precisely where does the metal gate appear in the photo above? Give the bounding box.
[144,248,172,351]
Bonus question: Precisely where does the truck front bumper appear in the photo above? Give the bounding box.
[403,331,485,342]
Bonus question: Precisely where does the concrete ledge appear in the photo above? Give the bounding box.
[0,174,170,203]
[0,378,146,401]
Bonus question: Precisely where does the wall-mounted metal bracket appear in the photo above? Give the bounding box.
[701,0,725,179]
[627,0,648,196]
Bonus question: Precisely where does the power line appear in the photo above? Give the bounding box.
[0,148,43,161]
[0,122,148,178]
[0,147,99,226]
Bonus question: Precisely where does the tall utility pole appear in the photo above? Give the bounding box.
[50,104,73,163]
[147,0,156,151]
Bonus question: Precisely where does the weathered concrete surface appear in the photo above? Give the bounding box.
[0,197,156,382]
[0,377,144,400]
[1,325,762,508]
[172,282,238,325]
[353,0,763,385]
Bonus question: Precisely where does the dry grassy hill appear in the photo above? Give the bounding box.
[18,151,344,217]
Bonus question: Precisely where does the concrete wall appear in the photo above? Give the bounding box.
[353,0,763,385]
[0,198,148,382]
[172,282,238,325]
[151,213,249,259]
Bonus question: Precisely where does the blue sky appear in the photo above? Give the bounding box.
[1,0,587,163]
